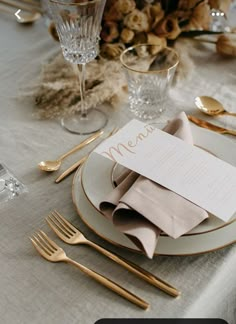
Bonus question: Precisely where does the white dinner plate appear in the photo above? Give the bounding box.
[81,123,236,235]
[72,123,236,255]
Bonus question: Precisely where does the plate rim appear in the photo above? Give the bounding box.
[81,148,236,237]
[72,167,236,256]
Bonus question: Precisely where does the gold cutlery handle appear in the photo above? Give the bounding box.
[223,112,236,117]
[87,241,180,297]
[59,130,103,161]
[188,115,236,136]
[55,127,118,182]
[66,257,149,309]
[224,129,236,135]
[55,155,88,183]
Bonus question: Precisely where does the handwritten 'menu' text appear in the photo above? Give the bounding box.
[101,124,156,162]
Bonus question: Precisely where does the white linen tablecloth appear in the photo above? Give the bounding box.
[0,10,235,324]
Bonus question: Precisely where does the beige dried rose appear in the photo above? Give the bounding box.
[104,0,116,10]
[147,34,167,55]
[151,4,166,28]
[191,1,211,29]
[132,32,147,45]
[154,17,181,40]
[208,0,232,14]
[124,9,150,32]
[178,0,202,10]
[120,28,135,44]
[216,35,236,57]
[142,3,165,29]
[183,1,211,31]
[115,0,136,15]
[101,21,119,43]
[103,5,124,21]
[100,43,126,59]
[147,33,167,46]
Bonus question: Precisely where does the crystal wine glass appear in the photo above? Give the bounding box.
[49,0,107,134]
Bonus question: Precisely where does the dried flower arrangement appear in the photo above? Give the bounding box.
[34,0,235,120]
[99,0,235,58]
[48,0,235,58]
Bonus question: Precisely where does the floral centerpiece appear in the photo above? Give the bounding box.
[33,0,235,120]
[48,0,235,57]
[99,0,235,58]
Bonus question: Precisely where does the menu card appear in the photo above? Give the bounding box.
[94,119,236,222]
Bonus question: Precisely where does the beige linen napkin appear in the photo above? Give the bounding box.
[99,112,208,258]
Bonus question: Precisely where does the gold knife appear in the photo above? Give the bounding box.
[55,127,119,183]
[188,115,236,136]
[55,155,88,183]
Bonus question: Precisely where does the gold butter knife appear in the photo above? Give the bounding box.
[55,155,88,183]
[55,127,118,183]
[188,115,236,136]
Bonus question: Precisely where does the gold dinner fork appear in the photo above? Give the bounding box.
[46,210,180,297]
[30,230,149,310]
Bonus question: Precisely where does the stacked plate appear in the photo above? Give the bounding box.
[72,124,236,256]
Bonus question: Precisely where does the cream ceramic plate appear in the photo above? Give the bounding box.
[73,169,236,255]
[72,123,236,255]
[81,123,236,235]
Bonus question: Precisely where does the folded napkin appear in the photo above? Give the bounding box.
[99,112,209,258]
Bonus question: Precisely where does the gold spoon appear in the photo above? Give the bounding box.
[38,130,103,172]
[0,7,41,23]
[195,96,236,117]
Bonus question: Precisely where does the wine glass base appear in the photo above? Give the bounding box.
[61,109,108,135]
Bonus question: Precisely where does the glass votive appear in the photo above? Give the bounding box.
[120,44,179,120]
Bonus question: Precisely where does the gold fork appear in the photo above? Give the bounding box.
[30,230,149,310]
[46,210,180,297]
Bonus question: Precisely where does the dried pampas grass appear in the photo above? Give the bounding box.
[173,38,195,84]
[29,41,194,119]
[32,54,127,119]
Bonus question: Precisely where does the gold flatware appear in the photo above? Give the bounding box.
[55,127,119,183]
[55,155,87,183]
[46,210,180,297]
[0,6,40,23]
[38,129,104,172]
[30,230,149,310]
[188,115,236,136]
[195,96,236,117]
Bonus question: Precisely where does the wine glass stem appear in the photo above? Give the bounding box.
[77,63,87,119]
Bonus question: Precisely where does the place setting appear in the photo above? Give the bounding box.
[3,0,236,321]
[31,108,236,308]
[74,112,236,257]
[3,0,235,320]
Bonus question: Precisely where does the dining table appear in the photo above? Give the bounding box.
[0,4,236,324]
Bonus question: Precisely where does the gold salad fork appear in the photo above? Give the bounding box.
[30,231,149,309]
[46,211,180,297]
